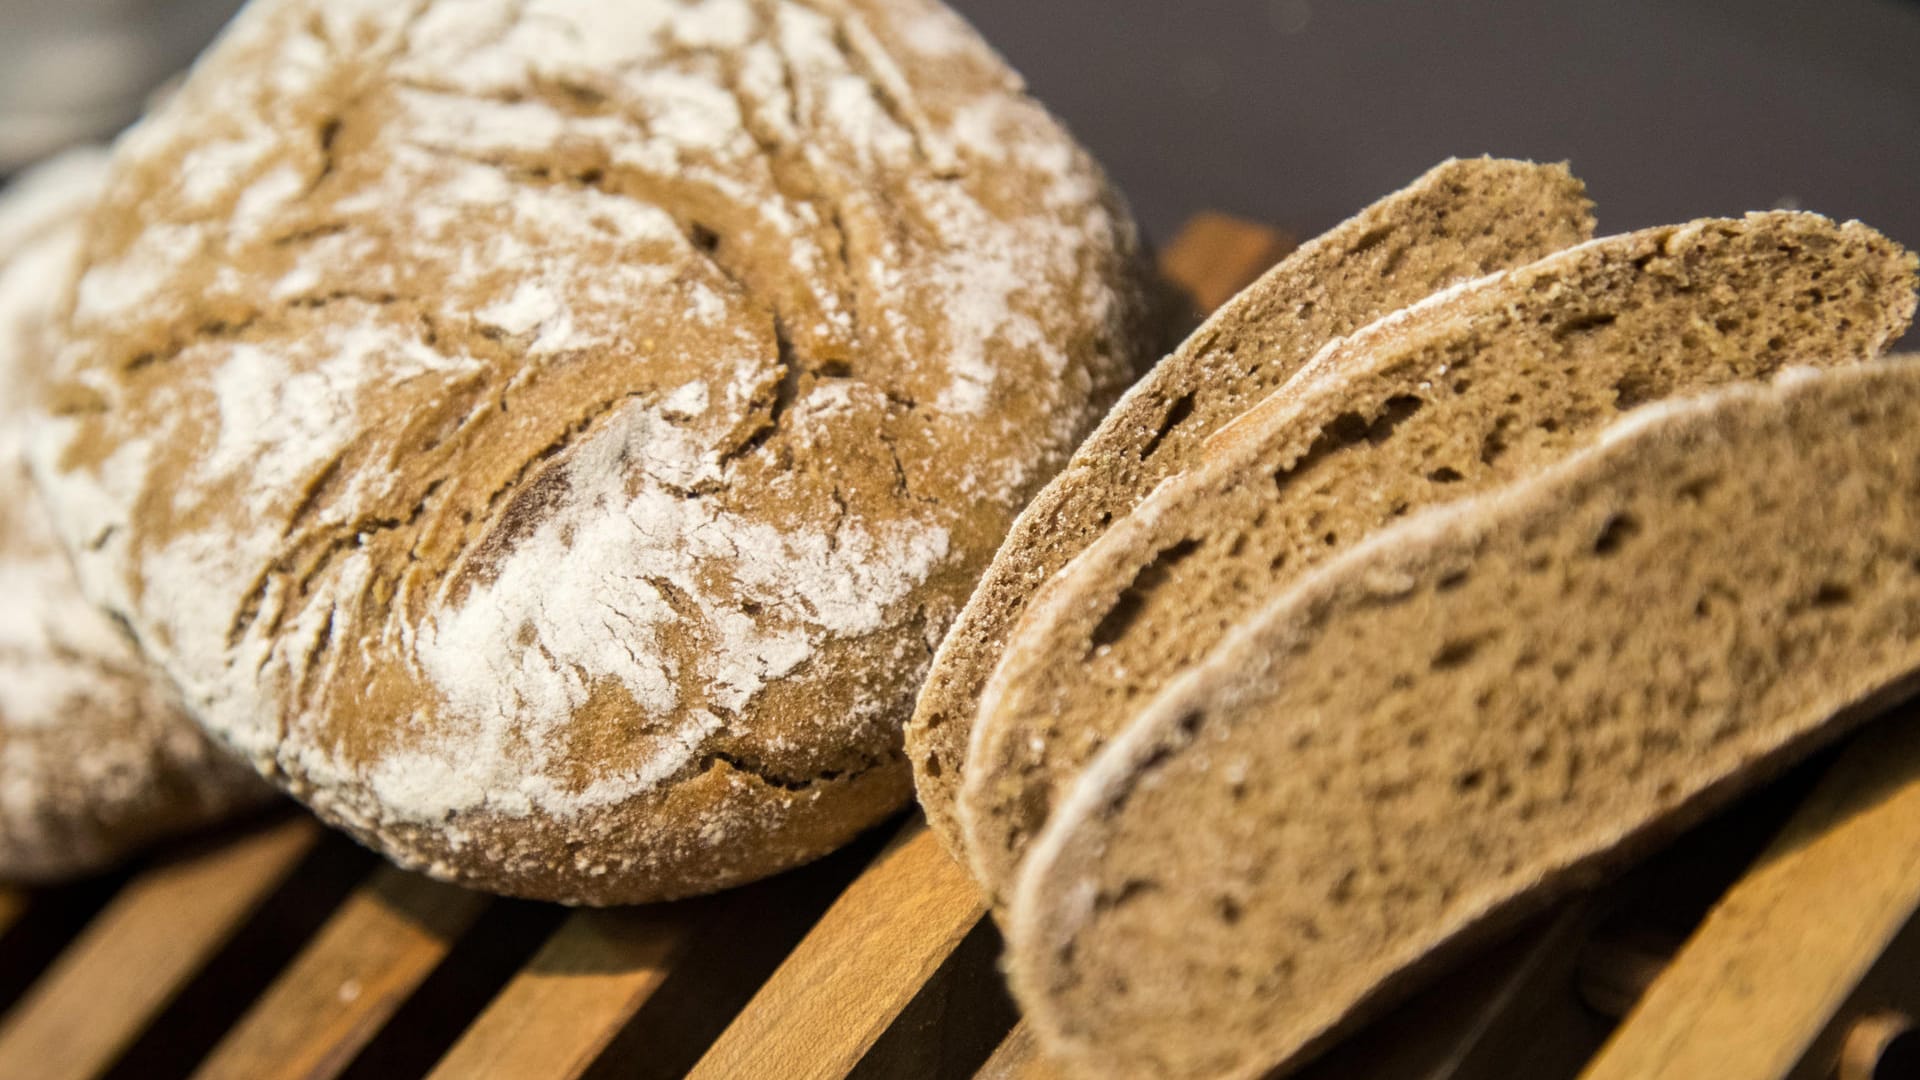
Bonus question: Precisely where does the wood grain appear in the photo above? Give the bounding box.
[427,905,699,1080]
[194,865,490,1080]
[848,913,1018,1080]
[688,820,984,1080]
[1582,711,1920,1080]
[1156,210,1297,313]
[0,815,319,1080]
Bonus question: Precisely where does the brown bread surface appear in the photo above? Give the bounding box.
[1011,359,1920,1080]
[961,212,1919,900]
[906,157,1595,853]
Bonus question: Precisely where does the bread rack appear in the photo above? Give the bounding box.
[0,215,1913,1080]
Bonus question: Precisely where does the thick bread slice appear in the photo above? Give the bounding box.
[961,212,1919,899]
[905,158,1595,852]
[1010,359,1920,1080]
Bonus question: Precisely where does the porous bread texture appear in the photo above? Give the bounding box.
[960,211,1920,902]
[905,156,1595,855]
[0,151,270,881]
[1010,359,1920,1080]
[27,0,1153,903]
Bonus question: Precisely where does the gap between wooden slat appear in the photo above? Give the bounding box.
[421,817,891,1080]
[976,1021,1058,1080]
[1292,904,1599,1080]
[0,891,25,939]
[1582,711,1920,1080]
[846,907,1018,1080]
[426,904,698,1080]
[193,865,491,1080]
[0,815,320,1080]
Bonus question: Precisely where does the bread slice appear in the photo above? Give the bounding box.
[904,158,1596,852]
[960,212,1919,900]
[1009,359,1920,1080]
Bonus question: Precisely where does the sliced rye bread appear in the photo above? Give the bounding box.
[960,212,1919,900]
[1009,359,1920,1080]
[904,158,1596,853]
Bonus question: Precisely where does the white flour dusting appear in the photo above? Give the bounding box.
[0,150,268,876]
[404,397,948,823]
[0,150,133,730]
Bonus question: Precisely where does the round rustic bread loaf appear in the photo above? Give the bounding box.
[1,151,270,882]
[29,0,1152,902]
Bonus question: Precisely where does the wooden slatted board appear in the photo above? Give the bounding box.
[1,214,1916,1080]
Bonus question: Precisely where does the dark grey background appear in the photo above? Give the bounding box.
[7,0,1917,340]
[13,0,1919,246]
[952,0,1920,259]
[13,1,1913,243]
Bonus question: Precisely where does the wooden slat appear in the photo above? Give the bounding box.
[430,837,901,1080]
[688,819,984,1080]
[194,865,490,1080]
[846,913,1018,1079]
[426,905,698,1080]
[1156,210,1298,313]
[1583,713,1920,1080]
[981,908,1609,1080]
[0,815,320,1080]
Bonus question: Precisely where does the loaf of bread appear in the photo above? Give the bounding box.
[960,212,1919,901]
[1,151,269,881]
[27,0,1154,903]
[1010,358,1920,1080]
[906,157,1595,854]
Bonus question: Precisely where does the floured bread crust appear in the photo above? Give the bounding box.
[1,151,269,882]
[29,0,1151,902]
